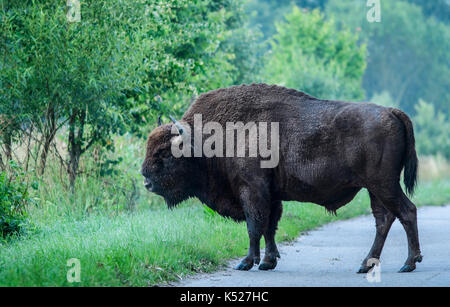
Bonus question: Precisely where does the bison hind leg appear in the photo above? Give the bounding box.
[367,183,422,273]
[358,192,395,274]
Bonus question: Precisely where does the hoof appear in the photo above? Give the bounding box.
[357,265,373,274]
[398,255,422,272]
[258,257,277,271]
[398,264,416,273]
[258,261,277,271]
[234,260,254,271]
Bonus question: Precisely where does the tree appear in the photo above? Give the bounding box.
[245,0,328,40]
[1,0,263,189]
[215,0,264,85]
[127,0,264,134]
[0,0,40,170]
[264,7,366,100]
[413,100,450,159]
[370,91,398,108]
[325,0,450,115]
[408,0,449,23]
[1,1,148,187]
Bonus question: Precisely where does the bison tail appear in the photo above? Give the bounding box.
[391,108,418,196]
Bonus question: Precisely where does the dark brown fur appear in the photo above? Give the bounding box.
[141,84,422,272]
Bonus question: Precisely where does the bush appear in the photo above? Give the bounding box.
[0,162,33,240]
[413,100,450,159]
[264,7,366,100]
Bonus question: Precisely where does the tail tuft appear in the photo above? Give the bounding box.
[404,152,418,196]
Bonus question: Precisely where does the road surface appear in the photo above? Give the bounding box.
[178,205,450,287]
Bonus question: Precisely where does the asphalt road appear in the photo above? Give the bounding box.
[178,205,450,287]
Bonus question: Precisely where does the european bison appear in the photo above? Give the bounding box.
[141,84,422,273]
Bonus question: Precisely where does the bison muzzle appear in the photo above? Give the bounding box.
[141,84,422,273]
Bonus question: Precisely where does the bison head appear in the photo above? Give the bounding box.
[141,120,197,208]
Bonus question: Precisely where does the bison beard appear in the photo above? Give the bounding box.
[141,84,422,273]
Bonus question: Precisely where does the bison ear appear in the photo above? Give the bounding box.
[169,115,184,135]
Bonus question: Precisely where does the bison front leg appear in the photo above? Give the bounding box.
[234,186,270,271]
[234,217,263,271]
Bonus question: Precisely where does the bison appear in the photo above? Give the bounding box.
[141,83,422,273]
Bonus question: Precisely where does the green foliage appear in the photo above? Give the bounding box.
[203,204,219,219]
[413,100,450,159]
[245,0,328,40]
[218,0,265,85]
[1,0,262,186]
[129,0,263,131]
[246,0,449,40]
[325,0,450,115]
[140,1,234,95]
[264,7,366,100]
[408,0,450,23]
[1,0,150,184]
[370,91,398,108]
[28,135,158,221]
[0,161,33,240]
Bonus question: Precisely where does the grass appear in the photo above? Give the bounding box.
[1,177,449,286]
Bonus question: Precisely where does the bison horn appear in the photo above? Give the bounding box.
[158,114,162,126]
[169,115,184,135]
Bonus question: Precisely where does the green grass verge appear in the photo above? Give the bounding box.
[0,179,449,286]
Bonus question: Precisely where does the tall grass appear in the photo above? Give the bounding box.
[418,155,450,182]
[28,134,159,224]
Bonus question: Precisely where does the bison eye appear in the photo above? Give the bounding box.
[151,159,163,171]
[154,146,171,158]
